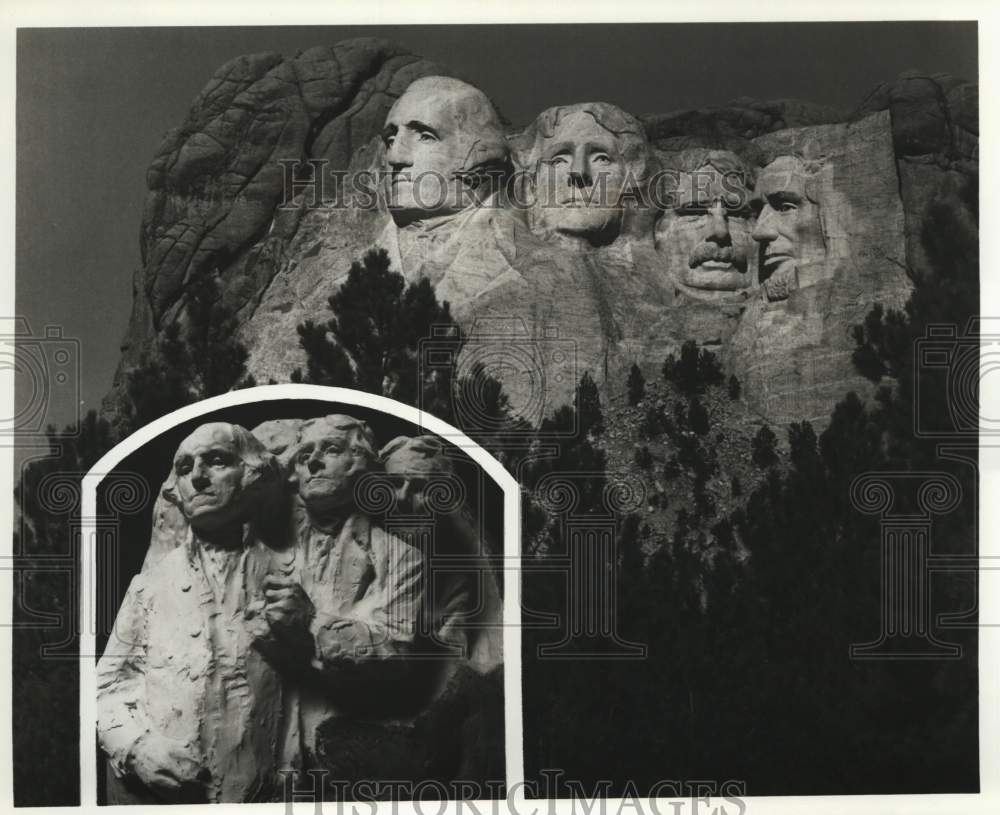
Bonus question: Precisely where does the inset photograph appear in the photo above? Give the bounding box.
[88,390,514,805]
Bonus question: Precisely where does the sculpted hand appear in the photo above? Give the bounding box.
[127,732,208,798]
[263,573,315,637]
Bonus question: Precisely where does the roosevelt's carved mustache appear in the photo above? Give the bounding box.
[688,243,740,268]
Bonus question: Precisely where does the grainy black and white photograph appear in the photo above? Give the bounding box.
[5,6,995,813]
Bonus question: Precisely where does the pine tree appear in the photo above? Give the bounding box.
[452,362,532,462]
[295,248,532,460]
[296,249,460,402]
[123,273,254,435]
[692,470,715,518]
[689,397,710,436]
[751,425,778,468]
[627,363,646,406]
[731,475,743,497]
[183,273,253,397]
[662,341,724,396]
[640,404,665,438]
[576,371,604,437]
[727,374,742,400]
[714,173,980,794]
[663,456,681,480]
[296,319,355,387]
[13,410,118,806]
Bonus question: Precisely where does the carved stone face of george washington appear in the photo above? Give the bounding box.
[382,77,508,226]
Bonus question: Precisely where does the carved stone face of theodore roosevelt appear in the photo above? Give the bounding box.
[657,151,755,294]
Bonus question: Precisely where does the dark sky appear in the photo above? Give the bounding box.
[16,22,978,428]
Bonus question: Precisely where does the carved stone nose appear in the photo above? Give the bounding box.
[752,209,779,241]
[386,135,413,170]
[708,219,731,244]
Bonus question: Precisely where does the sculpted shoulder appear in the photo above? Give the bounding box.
[134,544,190,591]
[353,513,424,565]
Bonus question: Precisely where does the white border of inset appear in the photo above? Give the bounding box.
[79,384,524,812]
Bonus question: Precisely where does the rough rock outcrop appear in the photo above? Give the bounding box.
[642,97,846,156]
[852,71,978,282]
[110,38,452,408]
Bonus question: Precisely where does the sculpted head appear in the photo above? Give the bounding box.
[751,155,828,297]
[251,418,304,474]
[290,415,377,516]
[162,422,278,534]
[519,102,652,247]
[380,435,453,515]
[656,149,755,296]
[382,76,509,226]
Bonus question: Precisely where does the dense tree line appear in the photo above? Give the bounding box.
[14,171,980,800]
[519,177,980,794]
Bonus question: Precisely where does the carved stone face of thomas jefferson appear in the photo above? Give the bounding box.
[657,150,754,294]
[382,76,508,227]
[524,103,650,247]
[291,416,376,516]
[751,155,827,297]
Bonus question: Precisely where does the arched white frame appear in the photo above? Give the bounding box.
[80,385,523,811]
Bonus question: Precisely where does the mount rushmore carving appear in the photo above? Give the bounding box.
[106,37,977,429]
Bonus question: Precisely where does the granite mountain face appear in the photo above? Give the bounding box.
[105,37,977,430]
